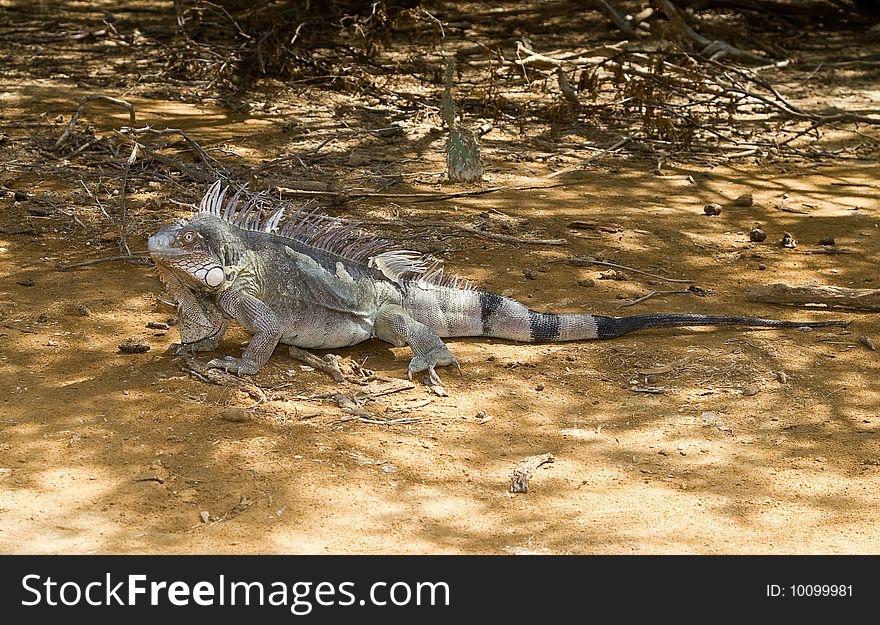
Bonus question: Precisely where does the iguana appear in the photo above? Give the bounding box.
[147,182,848,384]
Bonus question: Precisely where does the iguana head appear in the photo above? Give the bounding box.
[148,220,227,291]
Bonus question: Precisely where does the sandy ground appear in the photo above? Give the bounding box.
[1,1,879,554]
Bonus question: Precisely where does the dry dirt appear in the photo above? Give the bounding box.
[1,1,879,554]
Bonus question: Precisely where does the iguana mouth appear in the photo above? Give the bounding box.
[147,230,184,258]
[147,230,177,259]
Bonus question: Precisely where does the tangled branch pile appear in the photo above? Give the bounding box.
[159,0,880,163]
[166,0,421,88]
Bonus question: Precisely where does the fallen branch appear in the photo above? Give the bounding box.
[545,135,632,178]
[288,346,417,389]
[513,40,624,69]
[746,283,880,311]
[56,252,152,271]
[55,95,136,149]
[118,142,138,254]
[565,256,695,283]
[444,225,566,246]
[656,0,770,63]
[618,289,693,307]
[117,126,228,174]
[585,0,641,38]
[174,353,267,400]
[275,182,569,204]
[288,346,347,382]
[359,218,567,246]
[556,66,580,105]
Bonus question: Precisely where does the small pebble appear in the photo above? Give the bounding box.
[749,228,766,242]
[16,278,35,287]
[598,269,627,281]
[758,264,767,270]
[781,232,797,248]
[428,384,448,397]
[565,354,576,362]
[199,511,210,524]
[65,303,91,317]
[381,464,398,474]
[776,371,788,383]
[13,191,28,202]
[818,236,836,246]
[742,383,761,396]
[522,268,538,280]
[733,193,753,207]
[219,407,249,422]
[146,321,170,330]
[703,203,722,216]
[859,335,876,351]
[118,335,150,354]
[577,278,595,288]
[535,382,545,391]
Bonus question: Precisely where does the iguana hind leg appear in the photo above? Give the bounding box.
[374,304,459,385]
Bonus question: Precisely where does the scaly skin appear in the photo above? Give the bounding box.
[148,184,849,384]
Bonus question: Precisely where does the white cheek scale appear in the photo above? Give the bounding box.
[193,265,225,287]
[204,266,225,287]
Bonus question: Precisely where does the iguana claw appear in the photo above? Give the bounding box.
[206,355,260,375]
[407,352,460,386]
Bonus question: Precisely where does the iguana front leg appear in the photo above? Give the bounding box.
[158,269,227,352]
[206,288,282,375]
[374,304,460,385]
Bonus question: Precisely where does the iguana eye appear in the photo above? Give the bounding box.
[182,231,196,243]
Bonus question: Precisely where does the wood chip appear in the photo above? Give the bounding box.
[567,221,624,233]
[510,452,554,493]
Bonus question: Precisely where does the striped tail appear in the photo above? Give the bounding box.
[586,314,848,340]
[405,287,848,342]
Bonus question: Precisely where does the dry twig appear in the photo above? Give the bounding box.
[55,95,137,149]
[746,283,880,311]
[57,252,152,271]
[510,453,555,493]
[565,256,695,283]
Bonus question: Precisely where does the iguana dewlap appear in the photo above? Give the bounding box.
[148,182,847,384]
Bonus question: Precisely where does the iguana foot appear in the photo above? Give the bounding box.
[407,348,460,386]
[172,335,222,354]
[375,304,461,385]
[206,355,260,375]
